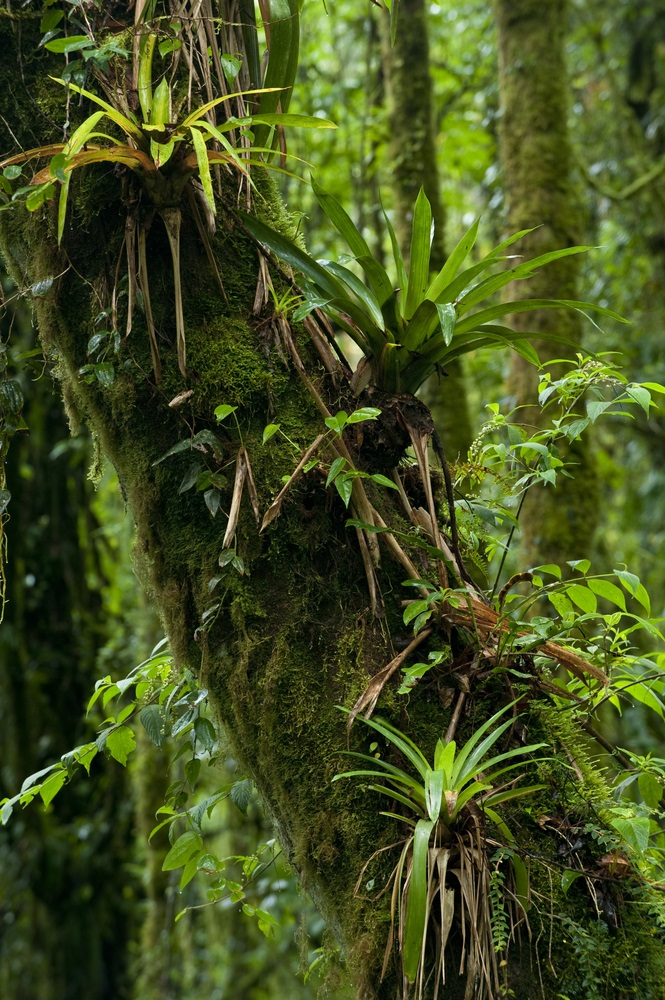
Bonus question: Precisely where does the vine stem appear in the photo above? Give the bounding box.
[490,489,528,602]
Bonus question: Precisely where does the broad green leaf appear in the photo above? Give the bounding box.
[404,599,431,625]
[425,768,443,822]
[262,423,280,444]
[39,769,67,807]
[194,717,217,752]
[239,211,348,302]
[21,763,60,794]
[433,738,456,781]
[617,678,664,718]
[178,462,202,494]
[561,869,585,896]
[586,399,613,421]
[587,578,626,611]
[214,404,237,422]
[140,704,166,748]
[382,202,408,299]
[94,362,115,388]
[454,298,627,337]
[0,379,23,414]
[565,584,597,615]
[325,411,348,434]
[369,473,399,491]
[75,745,97,776]
[230,777,254,814]
[347,407,382,424]
[436,302,456,346]
[324,260,385,329]
[404,187,432,320]
[40,8,64,33]
[189,126,215,215]
[254,0,300,148]
[185,757,201,788]
[625,384,651,415]
[568,559,591,574]
[610,814,650,854]
[456,246,593,315]
[425,217,480,302]
[326,456,347,487]
[45,35,92,54]
[257,908,279,938]
[614,569,651,614]
[106,726,136,766]
[638,772,662,809]
[50,78,144,143]
[179,852,200,891]
[334,475,353,508]
[403,819,435,983]
[162,830,203,871]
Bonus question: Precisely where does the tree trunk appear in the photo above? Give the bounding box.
[495,0,599,568]
[1,8,664,999]
[381,0,472,460]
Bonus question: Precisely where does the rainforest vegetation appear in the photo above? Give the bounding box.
[2,2,665,999]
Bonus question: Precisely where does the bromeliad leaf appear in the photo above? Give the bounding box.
[241,183,624,395]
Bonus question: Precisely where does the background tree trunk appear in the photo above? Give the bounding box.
[381,0,472,460]
[495,0,599,568]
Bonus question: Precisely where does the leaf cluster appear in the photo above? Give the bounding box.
[241,180,626,396]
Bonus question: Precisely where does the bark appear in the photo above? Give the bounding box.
[381,0,472,460]
[1,9,664,1000]
[495,0,599,568]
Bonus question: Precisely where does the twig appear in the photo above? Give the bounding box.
[445,690,467,743]
[260,433,326,530]
[580,720,633,771]
[432,428,475,590]
[347,628,434,728]
[222,449,248,549]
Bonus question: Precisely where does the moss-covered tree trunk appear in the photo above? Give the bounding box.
[495,0,599,567]
[381,0,472,459]
[1,8,664,1000]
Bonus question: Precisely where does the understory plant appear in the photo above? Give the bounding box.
[334,703,547,998]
